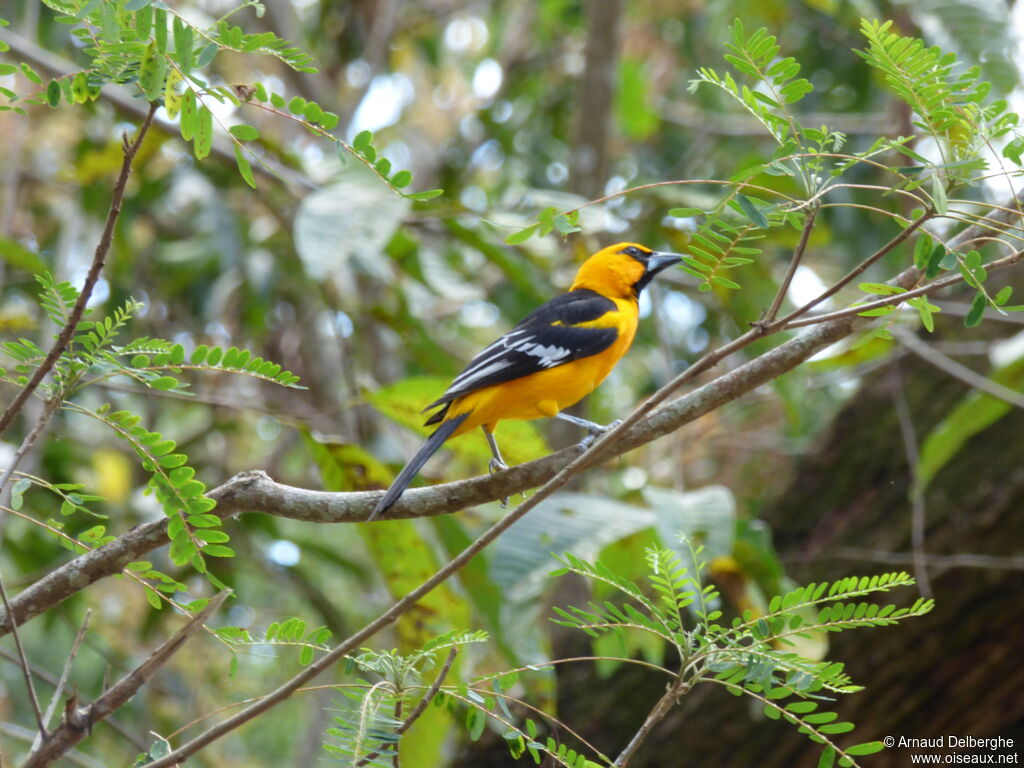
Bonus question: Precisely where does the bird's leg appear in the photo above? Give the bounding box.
[483,427,512,508]
[484,428,508,473]
[554,411,624,451]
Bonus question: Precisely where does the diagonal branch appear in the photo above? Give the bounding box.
[760,204,819,326]
[891,326,1024,408]
[0,102,158,441]
[614,674,690,767]
[36,609,92,745]
[0,566,46,735]
[22,590,230,767]
[0,310,859,641]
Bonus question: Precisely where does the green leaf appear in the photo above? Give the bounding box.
[203,544,235,558]
[195,105,213,160]
[10,478,30,511]
[320,111,339,130]
[404,189,444,201]
[391,169,413,188]
[149,375,179,391]
[18,61,42,85]
[287,96,306,114]
[46,80,61,108]
[195,42,218,68]
[180,88,197,141]
[735,194,769,228]
[302,101,322,122]
[817,746,835,768]
[229,124,260,141]
[137,26,166,92]
[352,129,372,151]
[505,224,537,245]
[173,16,193,73]
[964,292,987,327]
[845,741,884,756]
[234,145,256,189]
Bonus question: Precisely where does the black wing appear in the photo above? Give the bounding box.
[424,289,618,422]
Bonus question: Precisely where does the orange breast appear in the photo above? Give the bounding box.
[444,297,638,435]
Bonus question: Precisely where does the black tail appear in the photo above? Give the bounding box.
[368,413,469,521]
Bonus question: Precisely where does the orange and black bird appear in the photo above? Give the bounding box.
[369,242,682,520]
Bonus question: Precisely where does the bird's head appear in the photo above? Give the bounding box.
[570,242,683,299]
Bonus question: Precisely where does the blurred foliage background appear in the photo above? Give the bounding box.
[1,0,1022,765]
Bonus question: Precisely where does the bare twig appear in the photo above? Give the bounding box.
[614,674,690,767]
[0,102,158,440]
[760,204,819,326]
[890,363,932,597]
[784,249,1024,329]
[0,566,46,734]
[768,211,931,330]
[0,394,61,502]
[0,645,147,750]
[891,326,1024,408]
[22,590,230,767]
[38,609,92,737]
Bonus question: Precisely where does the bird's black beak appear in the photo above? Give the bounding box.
[634,251,683,296]
[645,251,684,276]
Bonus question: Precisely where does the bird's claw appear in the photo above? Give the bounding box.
[488,457,509,474]
[575,419,624,452]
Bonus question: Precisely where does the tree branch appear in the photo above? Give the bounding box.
[0,308,857,641]
[890,362,932,597]
[891,326,1024,408]
[761,205,819,325]
[0,102,158,440]
[613,675,690,767]
[0,565,46,735]
[35,609,92,747]
[22,590,229,767]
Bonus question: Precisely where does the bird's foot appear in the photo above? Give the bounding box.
[488,457,511,507]
[576,419,623,452]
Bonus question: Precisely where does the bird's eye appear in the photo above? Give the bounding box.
[624,246,641,257]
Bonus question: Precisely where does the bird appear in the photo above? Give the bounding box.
[369,242,682,520]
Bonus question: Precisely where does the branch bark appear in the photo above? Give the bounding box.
[0,309,856,640]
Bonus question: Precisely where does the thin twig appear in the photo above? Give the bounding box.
[783,249,1024,329]
[0,395,61,503]
[891,326,1024,408]
[614,674,690,767]
[768,211,931,330]
[0,644,147,750]
[23,590,230,767]
[890,363,933,598]
[0,102,158,440]
[761,204,819,326]
[39,609,92,733]
[0,566,47,734]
